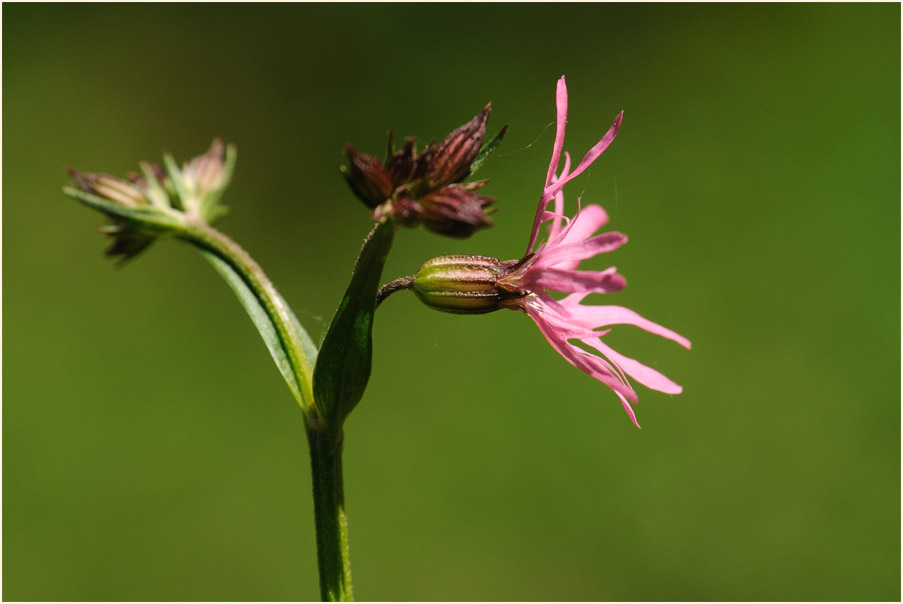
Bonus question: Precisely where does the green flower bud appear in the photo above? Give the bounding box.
[64,140,235,264]
[412,255,520,314]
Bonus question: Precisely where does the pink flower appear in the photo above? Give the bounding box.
[495,76,690,428]
[400,76,689,426]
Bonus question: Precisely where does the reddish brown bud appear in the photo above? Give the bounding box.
[369,196,420,228]
[428,104,490,187]
[343,144,394,207]
[67,167,102,193]
[384,138,420,189]
[67,168,149,207]
[102,223,156,263]
[418,184,495,238]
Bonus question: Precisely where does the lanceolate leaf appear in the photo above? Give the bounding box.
[62,186,183,232]
[468,124,508,176]
[314,220,395,429]
[202,250,317,407]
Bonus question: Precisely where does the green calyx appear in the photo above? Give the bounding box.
[412,254,521,315]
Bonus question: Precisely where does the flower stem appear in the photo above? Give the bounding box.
[177,219,317,415]
[375,275,413,309]
[307,427,353,601]
[177,220,354,599]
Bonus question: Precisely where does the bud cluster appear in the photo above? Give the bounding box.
[65,139,235,263]
[341,106,506,238]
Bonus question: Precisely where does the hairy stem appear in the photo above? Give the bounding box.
[375,275,414,309]
[177,219,317,415]
[180,219,358,599]
[308,428,353,601]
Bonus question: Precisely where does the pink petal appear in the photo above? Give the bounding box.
[544,111,623,200]
[533,231,628,270]
[555,204,610,246]
[547,152,571,243]
[529,294,600,338]
[529,266,627,295]
[523,297,638,402]
[616,391,642,429]
[532,203,609,266]
[545,76,569,190]
[585,338,684,395]
[532,319,637,401]
[558,303,692,349]
[527,76,570,255]
[570,111,623,179]
[566,343,637,401]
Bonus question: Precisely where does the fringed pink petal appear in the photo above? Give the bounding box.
[527,294,600,339]
[528,153,572,255]
[570,110,623,180]
[567,344,637,402]
[554,204,609,246]
[529,266,627,295]
[545,76,569,189]
[531,203,608,265]
[585,338,684,395]
[528,76,569,255]
[524,297,638,402]
[543,111,624,201]
[557,303,692,349]
[533,231,628,270]
[531,299,632,394]
[540,209,568,224]
[547,152,571,243]
[616,391,642,429]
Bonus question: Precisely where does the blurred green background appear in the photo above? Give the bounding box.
[3,4,899,601]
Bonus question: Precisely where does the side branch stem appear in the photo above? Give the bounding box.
[375,275,414,309]
[177,220,316,410]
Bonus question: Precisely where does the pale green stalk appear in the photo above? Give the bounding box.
[175,219,352,601]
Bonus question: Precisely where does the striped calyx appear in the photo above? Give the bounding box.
[412,254,522,314]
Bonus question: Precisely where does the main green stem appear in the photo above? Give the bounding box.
[307,428,353,601]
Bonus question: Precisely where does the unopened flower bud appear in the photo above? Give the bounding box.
[163,139,235,221]
[68,169,150,208]
[418,185,495,238]
[183,138,228,198]
[64,139,235,264]
[344,103,504,237]
[385,136,430,189]
[371,196,420,227]
[342,144,394,207]
[428,104,490,188]
[66,167,164,263]
[99,222,156,261]
[412,254,520,314]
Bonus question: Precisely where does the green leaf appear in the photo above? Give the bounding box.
[139,161,172,210]
[313,220,395,429]
[163,152,192,212]
[468,124,508,175]
[62,186,183,232]
[202,250,316,406]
